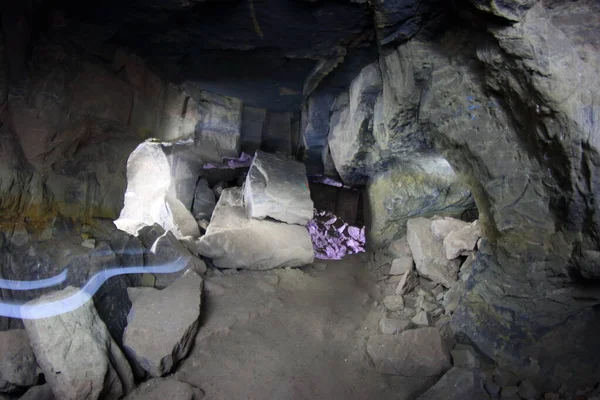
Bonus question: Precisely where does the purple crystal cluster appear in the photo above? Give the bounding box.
[306,209,366,260]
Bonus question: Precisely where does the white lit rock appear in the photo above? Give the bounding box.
[198,188,314,270]
[115,142,200,239]
[243,151,314,225]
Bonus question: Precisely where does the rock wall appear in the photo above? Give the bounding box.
[368,0,600,377]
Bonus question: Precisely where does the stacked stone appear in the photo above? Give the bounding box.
[198,151,315,270]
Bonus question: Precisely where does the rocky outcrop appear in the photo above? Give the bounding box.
[23,287,135,400]
[366,158,474,248]
[328,63,382,185]
[123,271,203,377]
[0,329,38,393]
[198,188,314,270]
[243,151,313,225]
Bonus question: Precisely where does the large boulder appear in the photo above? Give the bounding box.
[124,378,204,400]
[415,368,489,400]
[123,271,203,377]
[0,329,39,393]
[328,62,382,185]
[406,218,460,288]
[366,328,451,376]
[198,188,314,270]
[366,158,474,248]
[23,287,135,400]
[192,90,242,163]
[243,151,314,225]
[115,141,201,238]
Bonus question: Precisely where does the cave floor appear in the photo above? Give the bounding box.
[173,255,433,400]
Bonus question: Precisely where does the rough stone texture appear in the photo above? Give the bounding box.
[387,236,412,258]
[443,281,466,314]
[0,329,38,393]
[451,344,481,369]
[124,378,204,400]
[389,256,413,275]
[412,311,431,327]
[415,367,489,400]
[243,151,313,225]
[367,159,473,248]
[395,267,419,296]
[192,90,242,163]
[198,188,314,270]
[405,5,600,373]
[123,271,203,377]
[431,218,470,241]
[302,91,335,175]
[379,317,411,335]
[240,106,266,156]
[191,178,216,221]
[262,112,293,155]
[383,295,404,311]
[366,328,451,376]
[19,384,55,400]
[406,218,460,288]
[115,141,200,239]
[136,223,167,250]
[145,231,207,289]
[328,63,382,185]
[443,221,481,259]
[23,287,135,400]
[470,0,537,21]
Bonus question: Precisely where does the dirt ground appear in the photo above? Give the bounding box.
[173,255,435,400]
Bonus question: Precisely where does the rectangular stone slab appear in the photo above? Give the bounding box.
[243,151,314,225]
[198,187,314,270]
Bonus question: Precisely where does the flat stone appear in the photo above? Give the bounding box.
[431,218,469,241]
[415,368,488,400]
[123,378,204,400]
[395,267,419,296]
[23,287,135,400]
[81,238,96,248]
[407,218,460,288]
[198,188,314,270]
[366,328,451,376]
[243,151,314,225]
[379,317,411,335]
[383,295,405,311]
[0,329,38,393]
[412,311,431,327]
[191,178,216,221]
[443,220,481,260]
[123,271,203,377]
[388,256,413,275]
[450,345,481,369]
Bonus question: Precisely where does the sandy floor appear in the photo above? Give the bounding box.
[174,255,435,400]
